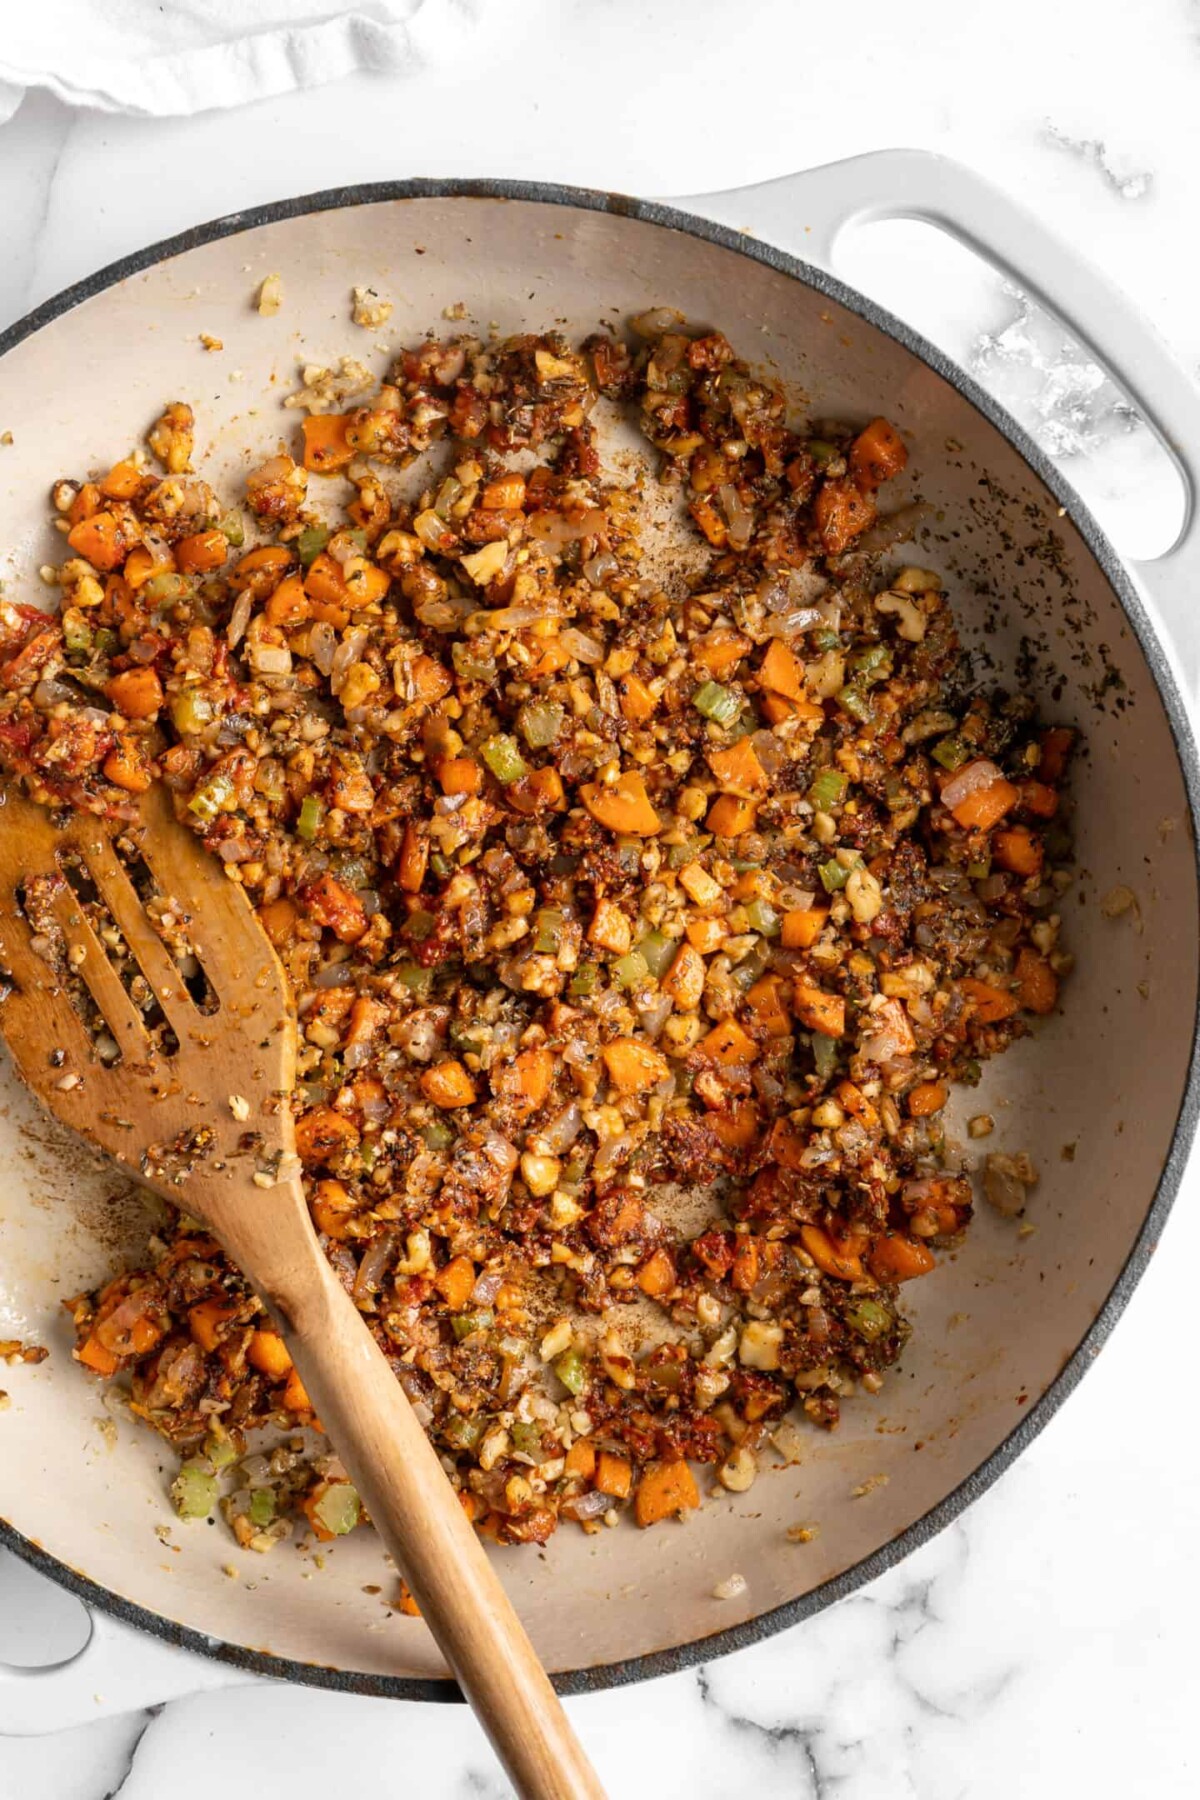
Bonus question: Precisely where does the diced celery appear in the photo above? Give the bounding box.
[430,851,453,879]
[967,857,991,880]
[395,962,433,998]
[423,1120,454,1151]
[811,1032,839,1081]
[518,700,564,749]
[554,1348,587,1395]
[636,930,676,978]
[811,628,842,652]
[616,837,643,873]
[171,689,215,735]
[745,897,780,938]
[62,611,93,656]
[844,1298,893,1343]
[807,438,839,466]
[848,644,892,681]
[613,950,649,989]
[204,1430,238,1471]
[837,685,874,723]
[932,735,970,773]
[480,733,528,784]
[359,1137,379,1171]
[443,1412,484,1451]
[405,909,436,942]
[510,1420,546,1457]
[295,525,330,566]
[187,770,236,824]
[818,858,849,893]
[569,962,600,997]
[452,643,496,682]
[312,1482,360,1537]
[345,528,368,552]
[533,908,564,954]
[93,626,119,657]
[219,509,246,548]
[249,1487,277,1527]
[693,680,742,727]
[451,1309,494,1341]
[667,842,699,868]
[296,793,325,840]
[808,768,848,811]
[144,573,191,604]
[171,1461,217,1520]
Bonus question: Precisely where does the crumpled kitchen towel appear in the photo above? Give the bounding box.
[0,0,481,124]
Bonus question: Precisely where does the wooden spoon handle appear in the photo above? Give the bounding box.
[275,1248,606,1800]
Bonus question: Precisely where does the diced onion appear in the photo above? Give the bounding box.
[940,758,1001,811]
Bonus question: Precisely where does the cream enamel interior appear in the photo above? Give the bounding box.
[0,194,1195,1685]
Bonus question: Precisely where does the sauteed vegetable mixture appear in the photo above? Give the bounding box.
[0,313,1074,1551]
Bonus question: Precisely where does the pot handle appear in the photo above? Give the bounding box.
[670,149,1200,678]
[0,1600,249,1735]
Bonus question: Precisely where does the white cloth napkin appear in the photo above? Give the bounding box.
[0,0,476,123]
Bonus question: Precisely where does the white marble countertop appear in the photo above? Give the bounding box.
[2,2,1199,1793]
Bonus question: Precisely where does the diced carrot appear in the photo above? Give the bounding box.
[907,1081,947,1118]
[435,1256,476,1311]
[105,667,163,721]
[759,638,806,700]
[175,529,229,573]
[814,477,876,555]
[122,543,175,589]
[792,979,845,1038]
[746,975,791,1037]
[67,481,101,525]
[397,822,429,894]
[311,1177,359,1237]
[103,738,153,793]
[634,1460,700,1527]
[619,673,658,723]
[512,1046,553,1111]
[420,1060,477,1109]
[662,941,705,1010]
[731,1236,760,1293]
[263,574,310,626]
[77,1334,121,1375]
[301,413,355,473]
[345,996,388,1047]
[304,872,367,943]
[589,897,632,955]
[993,826,1043,878]
[635,1248,676,1297]
[342,558,390,609]
[526,638,572,680]
[564,1440,596,1481]
[1038,726,1075,783]
[707,738,767,793]
[707,794,756,836]
[700,1016,759,1067]
[580,771,661,835]
[714,1100,760,1149]
[595,1452,633,1500]
[188,1299,241,1353]
[99,460,145,501]
[603,1037,669,1095]
[508,766,565,814]
[282,1368,313,1413]
[947,768,1019,831]
[294,1106,361,1167]
[436,756,482,796]
[1015,948,1058,1015]
[781,906,827,949]
[800,1223,866,1283]
[248,1329,293,1380]
[958,977,1019,1024]
[410,654,453,704]
[480,473,527,510]
[693,630,751,676]
[258,896,299,946]
[869,1233,936,1282]
[836,1080,878,1126]
[230,544,293,596]
[395,1579,422,1616]
[685,917,727,955]
[66,510,133,571]
[849,417,908,489]
[1019,779,1059,819]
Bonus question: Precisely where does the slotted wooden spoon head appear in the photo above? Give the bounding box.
[0,782,299,1225]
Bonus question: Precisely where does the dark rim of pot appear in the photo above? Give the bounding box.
[1,176,1198,1704]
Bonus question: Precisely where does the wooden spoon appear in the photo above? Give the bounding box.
[0,783,605,1800]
